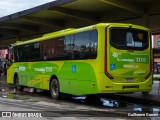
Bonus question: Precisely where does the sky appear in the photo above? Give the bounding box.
[0,0,55,17]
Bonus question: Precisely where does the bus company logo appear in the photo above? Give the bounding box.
[112,52,119,58]
[2,112,11,117]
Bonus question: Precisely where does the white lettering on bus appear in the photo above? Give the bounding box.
[123,65,138,68]
[19,67,26,71]
[34,67,53,73]
[112,52,119,58]
[46,67,52,72]
[34,68,45,72]
[136,57,146,63]
[134,71,146,74]
[117,58,134,62]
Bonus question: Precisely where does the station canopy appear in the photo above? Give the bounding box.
[0,0,159,49]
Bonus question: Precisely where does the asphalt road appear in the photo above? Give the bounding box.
[0,75,159,120]
[0,84,135,120]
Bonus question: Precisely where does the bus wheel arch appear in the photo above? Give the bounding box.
[14,73,20,90]
[49,75,61,100]
[14,73,18,85]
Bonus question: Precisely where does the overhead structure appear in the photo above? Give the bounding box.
[0,0,160,48]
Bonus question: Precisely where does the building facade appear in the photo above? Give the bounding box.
[153,35,160,78]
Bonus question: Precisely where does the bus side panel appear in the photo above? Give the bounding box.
[20,63,31,86]
[7,63,29,85]
[28,61,71,91]
[7,64,16,84]
[55,61,71,93]
[69,61,98,95]
[30,61,69,90]
[40,61,59,90]
[42,77,50,90]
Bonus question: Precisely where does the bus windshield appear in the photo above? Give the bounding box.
[110,27,148,50]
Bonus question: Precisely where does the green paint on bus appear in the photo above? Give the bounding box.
[7,23,152,97]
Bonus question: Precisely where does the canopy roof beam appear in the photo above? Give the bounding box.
[52,7,98,23]
[0,29,19,36]
[99,0,145,14]
[0,23,39,32]
[21,16,65,28]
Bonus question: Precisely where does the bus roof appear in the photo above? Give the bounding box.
[12,23,150,46]
[12,24,97,46]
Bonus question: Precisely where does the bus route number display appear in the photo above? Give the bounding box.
[138,33,144,40]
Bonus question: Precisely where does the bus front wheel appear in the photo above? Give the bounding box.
[14,75,21,91]
[50,78,61,100]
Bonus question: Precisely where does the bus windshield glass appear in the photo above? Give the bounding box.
[110,27,148,50]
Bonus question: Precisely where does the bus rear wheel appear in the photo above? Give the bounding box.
[142,91,149,95]
[50,78,61,100]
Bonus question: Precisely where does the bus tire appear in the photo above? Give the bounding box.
[50,78,61,100]
[14,75,22,91]
[142,91,149,95]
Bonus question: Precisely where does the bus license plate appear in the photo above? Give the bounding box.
[126,78,134,82]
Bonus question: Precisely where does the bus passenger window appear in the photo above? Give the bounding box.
[89,30,98,59]
[73,31,90,60]
[69,30,98,60]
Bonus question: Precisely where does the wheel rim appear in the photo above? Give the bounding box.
[51,80,59,97]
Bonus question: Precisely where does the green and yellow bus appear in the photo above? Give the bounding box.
[7,23,152,99]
